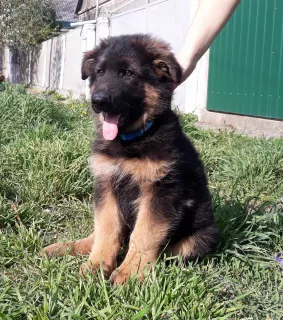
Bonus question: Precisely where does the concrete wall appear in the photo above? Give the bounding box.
[62,30,84,95]
[6,26,96,98]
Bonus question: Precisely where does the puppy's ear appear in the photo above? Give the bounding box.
[153,57,182,84]
[130,35,182,84]
[81,50,96,80]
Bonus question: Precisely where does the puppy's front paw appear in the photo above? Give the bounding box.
[110,267,145,286]
[110,268,131,285]
[80,261,114,279]
[79,261,98,277]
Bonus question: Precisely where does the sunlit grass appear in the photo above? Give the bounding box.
[0,84,282,319]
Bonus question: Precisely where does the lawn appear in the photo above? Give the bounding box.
[0,84,282,319]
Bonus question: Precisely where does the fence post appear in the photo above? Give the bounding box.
[96,17,110,45]
[59,35,66,90]
[28,47,32,85]
[82,24,96,99]
[42,42,47,89]
[4,47,11,82]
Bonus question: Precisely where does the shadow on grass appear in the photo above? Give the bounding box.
[213,193,283,262]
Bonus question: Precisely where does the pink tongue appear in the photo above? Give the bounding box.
[102,114,120,140]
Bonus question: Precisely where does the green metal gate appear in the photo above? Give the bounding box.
[207,0,283,120]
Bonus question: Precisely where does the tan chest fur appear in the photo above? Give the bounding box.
[90,153,172,183]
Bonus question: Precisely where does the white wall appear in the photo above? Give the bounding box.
[6,27,95,98]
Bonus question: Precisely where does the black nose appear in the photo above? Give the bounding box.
[91,93,109,108]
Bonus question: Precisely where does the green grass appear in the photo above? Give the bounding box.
[0,84,282,319]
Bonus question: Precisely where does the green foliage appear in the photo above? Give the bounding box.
[0,0,58,48]
[0,86,282,319]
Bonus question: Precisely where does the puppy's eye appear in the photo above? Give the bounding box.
[124,69,133,77]
[97,70,104,76]
[158,62,169,73]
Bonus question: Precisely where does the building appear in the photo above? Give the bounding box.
[75,0,130,21]
[54,0,79,29]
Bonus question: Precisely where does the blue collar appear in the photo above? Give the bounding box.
[119,121,153,141]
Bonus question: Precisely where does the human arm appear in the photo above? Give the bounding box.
[176,0,241,84]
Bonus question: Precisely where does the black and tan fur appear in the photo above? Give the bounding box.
[42,34,218,285]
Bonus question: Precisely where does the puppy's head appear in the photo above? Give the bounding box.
[81,34,182,140]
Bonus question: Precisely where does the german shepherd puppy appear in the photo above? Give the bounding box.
[42,34,218,285]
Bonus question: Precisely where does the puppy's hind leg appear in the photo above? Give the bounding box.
[41,233,94,258]
[167,225,218,261]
